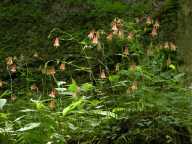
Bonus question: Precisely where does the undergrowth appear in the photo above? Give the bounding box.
[0,15,191,144]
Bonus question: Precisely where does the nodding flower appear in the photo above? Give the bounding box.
[10,64,17,73]
[146,16,153,25]
[53,37,60,47]
[5,57,13,66]
[100,70,106,79]
[60,63,65,71]
[151,27,158,37]
[123,46,129,56]
[31,84,39,92]
[169,42,176,51]
[135,17,140,23]
[0,81,3,88]
[92,32,99,44]
[11,95,17,101]
[154,20,160,29]
[164,42,169,49]
[111,18,123,35]
[107,32,113,41]
[49,99,56,110]
[115,63,120,72]
[46,66,56,76]
[128,32,134,41]
[118,30,124,39]
[131,81,138,91]
[112,23,118,31]
[127,81,138,93]
[33,52,39,58]
[88,30,95,39]
[49,88,57,98]
[88,30,100,44]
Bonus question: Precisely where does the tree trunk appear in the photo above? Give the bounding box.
[177,0,192,75]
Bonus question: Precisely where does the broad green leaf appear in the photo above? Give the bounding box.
[63,98,83,116]
[68,122,77,130]
[68,79,78,93]
[91,110,117,118]
[55,88,67,94]
[173,73,185,81]
[0,99,7,110]
[112,107,126,113]
[16,122,40,132]
[81,83,94,92]
[0,113,8,119]
[169,64,176,70]
[0,91,11,98]
[20,109,36,113]
[31,99,45,110]
[109,75,120,83]
[56,81,66,87]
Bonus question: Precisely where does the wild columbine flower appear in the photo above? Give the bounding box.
[31,84,38,92]
[127,81,138,93]
[11,95,17,101]
[49,88,57,98]
[60,63,65,71]
[100,70,106,79]
[112,22,118,32]
[46,66,56,76]
[88,30,100,44]
[88,30,95,39]
[49,99,56,110]
[154,20,160,29]
[146,16,153,25]
[107,32,113,41]
[5,57,13,66]
[135,17,140,23]
[92,32,99,44]
[53,37,60,47]
[111,18,123,36]
[117,30,124,39]
[33,52,39,58]
[10,64,17,73]
[169,42,176,51]
[131,81,138,92]
[123,46,129,56]
[128,32,134,41]
[0,80,4,88]
[151,27,158,37]
[164,42,169,49]
[115,63,120,72]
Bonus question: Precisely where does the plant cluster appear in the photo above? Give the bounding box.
[0,16,191,144]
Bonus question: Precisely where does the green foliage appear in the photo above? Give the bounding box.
[0,99,7,110]
[0,0,191,144]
